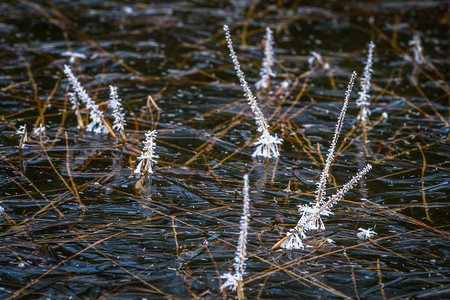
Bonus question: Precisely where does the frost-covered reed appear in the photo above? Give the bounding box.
[63,65,115,137]
[315,72,357,209]
[223,25,282,158]
[255,27,275,91]
[356,41,375,123]
[221,174,250,299]
[108,85,127,141]
[134,130,159,177]
[273,72,372,250]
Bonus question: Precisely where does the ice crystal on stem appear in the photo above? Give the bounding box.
[255,27,275,90]
[223,25,282,158]
[356,41,375,123]
[61,51,86,64]
[281,164,372,250]
[108,85,127,141]
[314,71,357,209]
[68,92,84,130]
[308,51,329,70]
[408,34,425,64]
[221,174,250,299]
[253,131,282,158]
[357,227,377,240]
[63,65,114,136]
[134,130,159,177]
[16,125,27,149]
[32,123,46,137]
[277,72,373,251]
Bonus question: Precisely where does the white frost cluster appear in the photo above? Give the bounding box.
[255,27,275,90]
[221,174,251,292]
[408,34,424,64]
[281,72,372,250]
[253,131,283,158]
[63,65,108,134]
[32,123,46,137]
[223,25,283,158]
[283,205,330,250]
[68,92,79,110]
[283,165,372,250]
[356,41,375,123]
[308,51,329,70]
[108,85,127,132]
[357,228,377,240]
[134,130,159,177]
[61,51,87,64]
[16,125,27,149]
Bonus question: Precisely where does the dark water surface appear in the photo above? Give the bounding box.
[0,0,449,298]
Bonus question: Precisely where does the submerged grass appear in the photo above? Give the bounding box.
[0,0,449,299]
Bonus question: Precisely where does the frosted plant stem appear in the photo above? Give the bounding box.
[224,25,269,134]
[271,72,374,251]
[63,65,116,138]
[314,71,357,208]
[16,125,27,149]
[274,164,372,250]
[223,25,282,158]
[221,174,250,299]
[134,130,159,178]
[68,92,84,130]
[409,34,424,64]
[255,27,275,91]
[324,164,372,211]
[357,41,375,123]
[108,85,127,142]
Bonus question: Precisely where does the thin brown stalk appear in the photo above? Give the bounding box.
[377,259,387,300]
[171,216,180,257]
[64,132,83,208]
[343,250,360,300]
[418,144,433,223]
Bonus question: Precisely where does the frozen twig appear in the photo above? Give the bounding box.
[63,65,115,137]
[223,25,282,158]
[16,125,27,149]
[67,92,84,130]
[255,27,275,90]
[356,41,375,123]
[279,164,372,250]
[134,130,159,177]
[108,85,127,141]
[272,72,373,251]
[408,34,425,64]
[315,71,357,208]
[221,174,250,299]
[32,123,46,137]
[308,51,329,70]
